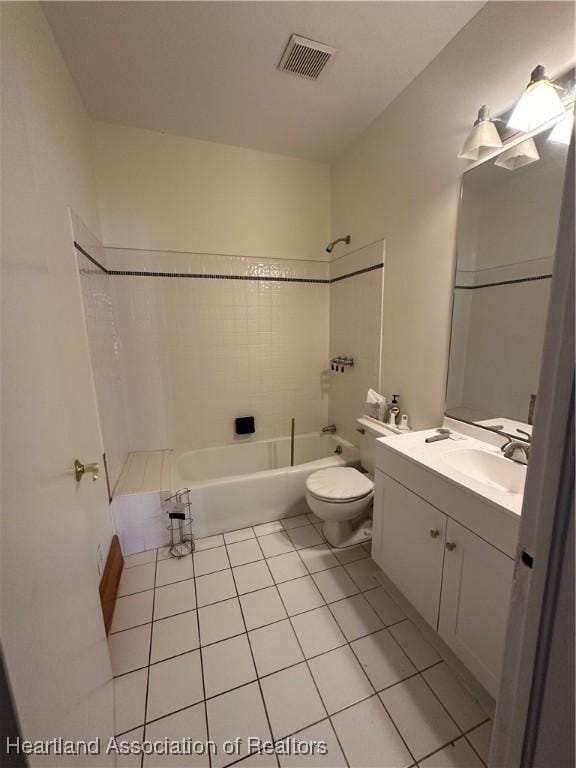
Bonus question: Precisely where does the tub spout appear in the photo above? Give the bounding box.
[321,424,337,434]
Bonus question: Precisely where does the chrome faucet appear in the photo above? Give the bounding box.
[321,424,337,434]
[501,437,530,465]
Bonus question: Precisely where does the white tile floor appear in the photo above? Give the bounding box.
[111,513,492,768]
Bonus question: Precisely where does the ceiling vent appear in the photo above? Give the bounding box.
[278,34,336,80]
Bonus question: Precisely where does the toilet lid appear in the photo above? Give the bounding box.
[306,467,374,501]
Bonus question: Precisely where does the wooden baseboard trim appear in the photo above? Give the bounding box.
[99,535,124,635]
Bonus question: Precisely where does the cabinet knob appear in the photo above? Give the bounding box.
[355,427,365,434]
[429,529,440,539]
[445,542,457,551]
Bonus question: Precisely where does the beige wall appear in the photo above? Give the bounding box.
[1,2,113,571]
[91,121,331,262]
[1,1,114,744]
[330,1,575,430]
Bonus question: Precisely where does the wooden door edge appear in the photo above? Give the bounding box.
[99,535,124,635]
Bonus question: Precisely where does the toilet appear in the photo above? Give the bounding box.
[306,417,400,547]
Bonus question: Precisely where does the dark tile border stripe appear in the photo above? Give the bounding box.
[455,273,552,290]
[74,241,109,273]
[111,270,329,284]
[330,262,384,283]
[74,242,383,285]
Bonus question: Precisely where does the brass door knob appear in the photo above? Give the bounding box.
[74,459,100,482]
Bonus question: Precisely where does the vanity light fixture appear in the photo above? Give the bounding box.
[548,109,574,145]
[458,105,503,161]
[508,65,565,133]
[494,137,540,171]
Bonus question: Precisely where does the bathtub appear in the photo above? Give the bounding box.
[171,433,359,538]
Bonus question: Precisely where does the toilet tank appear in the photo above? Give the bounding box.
[355,416,400,475]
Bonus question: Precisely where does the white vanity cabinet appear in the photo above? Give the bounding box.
[373,468,515,697]
[373,472,446,627]
[439,518,514,694]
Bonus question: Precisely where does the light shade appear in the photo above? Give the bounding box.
[508,65,564,133]
[494,138,540,171]
[548,110,574,145]
[458,105,503,161]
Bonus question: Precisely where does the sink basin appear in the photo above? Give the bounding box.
[441,448,526,494]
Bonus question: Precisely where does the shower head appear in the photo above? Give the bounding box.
[325,235,351,254]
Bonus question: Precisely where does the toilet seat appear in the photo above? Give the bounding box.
[306,467,374,502]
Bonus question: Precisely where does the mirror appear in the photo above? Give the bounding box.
[446,120,570,438]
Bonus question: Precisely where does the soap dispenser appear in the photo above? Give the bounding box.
[386,394,400,427]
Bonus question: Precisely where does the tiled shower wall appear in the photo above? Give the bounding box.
[75,239,386,477]
[328,241,385,444]
[73,215,129,489]
[108,249,331,454]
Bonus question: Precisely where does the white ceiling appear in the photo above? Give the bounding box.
[43,1,483,162]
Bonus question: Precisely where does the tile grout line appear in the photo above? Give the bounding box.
[323,571,490,764]
[112,565,408,665]
[415,717,492,768]
[257,535,351,768]
[119,583,489,748]
[118,658,448,740]
[122,515,316,569]
[112,600,424,683]
[199,554,367,601]
[121,603,484,760]
[464,721,491,768]
[380,614,493,755]
[275,530,492,747]
[302,527,431,766]
[114,523,492,764]
[190,548,213,768]
[137,547,159,768]
[116,633,446,691]
[112,572,421,679]
[319,581,419,766]
[221,534,281,768]
[120,525,369,595]
[338,561,493,763]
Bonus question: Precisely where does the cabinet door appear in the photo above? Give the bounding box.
[439,519,514,697]
[373,471,447,628]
